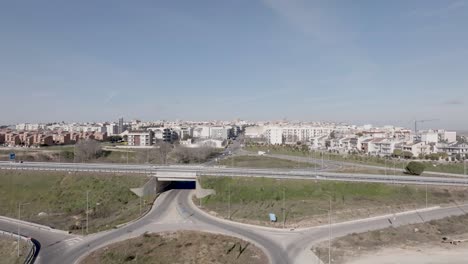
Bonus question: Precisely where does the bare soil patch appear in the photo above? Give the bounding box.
[81,231,268,264]
[312,214,468,264]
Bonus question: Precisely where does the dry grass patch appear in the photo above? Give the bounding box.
[81,231,268,264]
[312,214,468,264]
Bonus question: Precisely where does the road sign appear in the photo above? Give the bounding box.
[9,153,15,160]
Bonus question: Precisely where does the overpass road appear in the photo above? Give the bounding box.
[1,161,468,187]
[2,189,468,264]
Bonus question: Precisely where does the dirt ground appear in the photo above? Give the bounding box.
[0,235,31,264]
[312,214,468,264]
[81,231,268,264]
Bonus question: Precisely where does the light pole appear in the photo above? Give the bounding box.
[425,184,428,208]
[228,181,231,220]
[282,187,286,229]
[464,158,466,176]
[384,158,387,176]
[86,190,90,234]
[327,196,332,264]
[18,202,30,257]
[316,196,332,264]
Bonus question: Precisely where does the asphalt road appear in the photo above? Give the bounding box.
[1,188,468,264]
[2,161,468,187]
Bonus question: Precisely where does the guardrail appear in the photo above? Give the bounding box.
[0,229,39,264]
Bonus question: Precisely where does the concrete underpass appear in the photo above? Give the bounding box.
[131,171,214,198]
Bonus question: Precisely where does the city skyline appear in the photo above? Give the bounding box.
[1,1,467,129]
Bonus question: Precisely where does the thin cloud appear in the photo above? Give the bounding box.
[260,0,351,43]
[104,90,119,104]
[443,99,464,105]
[409,0,467,18]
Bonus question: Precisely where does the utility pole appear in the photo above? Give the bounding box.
[328,196,332,264]
[199,176,202,208]
[384,159,387,176]
[425,184,428,208]
[464,159,466,176]
[86,190,90,234]
[321,151,324,168]
[18,203,30,257]
[282,187,286,229]
[139,196,142,215]
[228,182,231,220]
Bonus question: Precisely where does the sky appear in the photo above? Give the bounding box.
[0,0,467,130]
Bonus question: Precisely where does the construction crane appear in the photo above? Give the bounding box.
[414,119,438,134]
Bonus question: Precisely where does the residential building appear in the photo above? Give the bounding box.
[399,142,431,157]
[210,126,232,140]
[106,124,118,136]
[118,118,124,134]
[127,131,154,146]
[193,126,211,138]
[266,127,283,145]
[437,143,468,156]
[420,131,439,144]
[53,133,72,145]
[438,131,457,143]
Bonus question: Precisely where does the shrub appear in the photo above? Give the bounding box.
[405,161,425,175]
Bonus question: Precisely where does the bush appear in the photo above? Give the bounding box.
[405,161,425,175]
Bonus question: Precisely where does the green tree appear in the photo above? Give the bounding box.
[402,151,413,159]
[405,161,425,175]
[393,149,403,158]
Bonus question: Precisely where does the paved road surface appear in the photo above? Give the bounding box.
[2,188,468,264]
[2,161,468,187]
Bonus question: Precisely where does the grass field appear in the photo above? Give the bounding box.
[199,176,468,228]
[0,235,31,264]
[245,145,467,174]
[218,155,316,169]
[313,214,468,264]
[0,170,153,233]
[81,231,268,264]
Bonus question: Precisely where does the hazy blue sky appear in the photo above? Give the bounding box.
[1,0,467,129]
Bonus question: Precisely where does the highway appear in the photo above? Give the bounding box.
[2,161,468,187]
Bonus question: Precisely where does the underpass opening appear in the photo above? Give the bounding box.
[165,180,196,190]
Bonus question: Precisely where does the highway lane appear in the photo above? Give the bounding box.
[2,161,468,187]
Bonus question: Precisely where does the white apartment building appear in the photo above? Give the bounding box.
[106,124,118,136]
[266,127,283,145]
[420,131,439,144]
[127,131,154,146]
[210,126,232,140]
[265,126,332,145]
[399,142,431,157]
[438,131,457,143]
[193,126,211,138]
[281,126,332,144]
[244,126,267,138]
[16,123,44,131]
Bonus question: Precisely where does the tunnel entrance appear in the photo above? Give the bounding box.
[160,180,196,192]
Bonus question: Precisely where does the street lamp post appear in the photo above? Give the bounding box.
[282,187,286,229]
[18,202,30,257]
[464,158,466,176]
[328,196,332,264]
[316,196,332,264]
[86,190,90,234]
